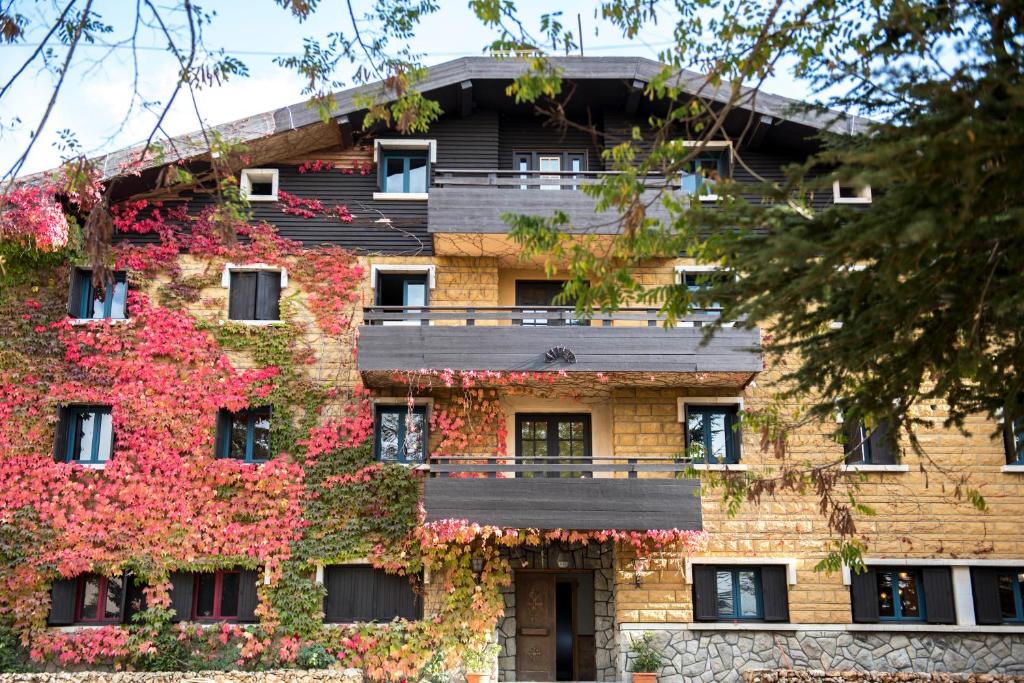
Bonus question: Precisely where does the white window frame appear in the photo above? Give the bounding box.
[373,139,436,201]
[221,264,287,326]
[675,264,733,328]
[685,557,799,585]
[832,180,872,204]
[681,140,733,202]
[677,396,747,470]
[240,168,279,202]
[369,264,436,290]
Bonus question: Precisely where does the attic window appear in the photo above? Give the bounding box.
[240,169,279,202]
[832,180,872,204]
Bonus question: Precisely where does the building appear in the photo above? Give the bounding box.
[4,57,1024,680]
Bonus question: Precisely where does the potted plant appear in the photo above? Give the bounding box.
[628,631,664,683]
[462,641,501,683]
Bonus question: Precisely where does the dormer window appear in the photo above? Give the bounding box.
[832,180,872,204]
[373,139,436,200]
[69,269,128,320]
[240,169,279,202]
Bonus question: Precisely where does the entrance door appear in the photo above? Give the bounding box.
[514,152,586,190]
[515,413,592,478]
[515,280,585,326]
[516,572,556,681]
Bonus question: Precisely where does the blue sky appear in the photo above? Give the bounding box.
[0,1,815,176]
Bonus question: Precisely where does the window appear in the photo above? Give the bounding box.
[515,413,592,478]
[679,270,724,318]
[240,168,279,201]
[682,149,729,199]
[374,405,427,463]
[875,568,925,621]
[380,151,428,194]
[75,575,125,623]
[850,565,954,624]
[216,407,272,463]
[374,272,428,326]
[832,180,872,204]
[971,567,1024,624]
[514,280,583,326]
[323,565,421,623]
[228,270,281,321]
[192,571,241,621]
[692,564,789,622]
[1004,415,1024,465]
[57,406,114,465]
[685,405,739,464]
[513,151,586,190]
[69,269,128,320]
[842,416,897,465]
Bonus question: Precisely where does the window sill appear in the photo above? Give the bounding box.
[69,318,131,326]
[223,319,286,327]
[67,462,107,470]
[620,622,1024,634]
[244,195,278,202]
[697,194,720,202]
[842,464,909,472]
[373,192,429,201]
[687,463,749,471]
[1001,464,1024,473]
[833,198,872,205]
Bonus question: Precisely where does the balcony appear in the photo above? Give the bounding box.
[427,168,677,234]
[357,306,762,387]
[423,455,702,531]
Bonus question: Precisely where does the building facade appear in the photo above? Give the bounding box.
[3,57,1024,681]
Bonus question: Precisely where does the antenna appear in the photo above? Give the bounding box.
[577,13,584,56]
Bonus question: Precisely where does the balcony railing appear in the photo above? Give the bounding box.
[428,455,692,478]
[362,305,723,327]
[432,168,677,191]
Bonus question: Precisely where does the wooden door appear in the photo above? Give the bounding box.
[516,572,556,681]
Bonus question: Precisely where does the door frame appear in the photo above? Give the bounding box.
[514,413,593,478]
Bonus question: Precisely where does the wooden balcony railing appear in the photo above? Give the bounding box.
[432,168,678,191]
[362,305,724,327]
[428,455,693,478]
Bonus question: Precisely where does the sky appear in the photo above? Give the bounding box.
[0,1,816,177]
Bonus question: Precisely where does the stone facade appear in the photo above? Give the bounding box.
[495,542,617,682]
[621,629,1024,683]
[744,671,1024,683]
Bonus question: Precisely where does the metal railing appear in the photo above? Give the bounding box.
[428,455,694,478]
[362,305,723,327]
[432,168,678,191]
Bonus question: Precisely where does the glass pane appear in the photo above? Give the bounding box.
[73,412,96,462]
[407,157,427,193]
[104,577,124,620]
[405,282,427,307]
[229,415,248,460]
[709,412,728,462]
[109,279,128,319]
[998,574,1016,619]
[195,575,216,618]
[1014,417,1024,459]
[404,411,425,462]
[95,412,113,462]
[80,577,100,620]
[378,412,400,461]
[715,571,734,617]
[681,170,700,195]
[687,413,707,461]
[737,571,759,617]
[539,156,560,190]
[385,158,405,193]
[876,571,896,617]
[219,573,239,617]
[251,411,271,462]
[897,571,920,617]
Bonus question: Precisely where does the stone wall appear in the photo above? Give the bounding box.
[744,671,1024,683]
[496,541,617,682]
[0,672,362,683]
[621,629,1024,683]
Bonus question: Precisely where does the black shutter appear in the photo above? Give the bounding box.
[692,565,719,621]
[229,272,258,320]
[53,407,70,463]
[921,567,956,624]
[375,572,420,621]
[255,271,281,321]
[237,570,259,623]
[213,409,232,458]
[761,565,790,622]
[868,419,897,464]
[971,567,1004,625]
[67,268,86,317]
[169,572,194,622]
[324,566,376,622]
[731,415,743,463]
[849,567,880,623]
[123,574,145,624]
[843,419,863,464]
[47,578,78,625]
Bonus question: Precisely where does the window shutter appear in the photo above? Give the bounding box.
[761,565,790,622]
[229,272,258,320]
[849,567,879,623]
[731,417,743,463]
[921,567,955,624]
[237,570,259,623]
[868,419,897,464]
[970,567,1004,625]
[53,407,70,463]
[324,566,378,622]
[169,572,194,622]
[123,574,145,624]
[67,268,86,317]
[374,572,420,621]
[255,271,281,321]
[213,410,231,458]
[843,419,863,464]
[692,565,719,621]
[47,578,78,625]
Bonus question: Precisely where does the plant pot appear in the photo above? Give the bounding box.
[466,673,490,683]
[633,673,658,683]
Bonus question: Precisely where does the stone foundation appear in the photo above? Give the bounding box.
[621,629,1024,683]
[496,541,617,682]
[744,671,1024,683]
[0,672,362,683]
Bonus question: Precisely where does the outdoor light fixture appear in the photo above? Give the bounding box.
[555,550,571,569]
